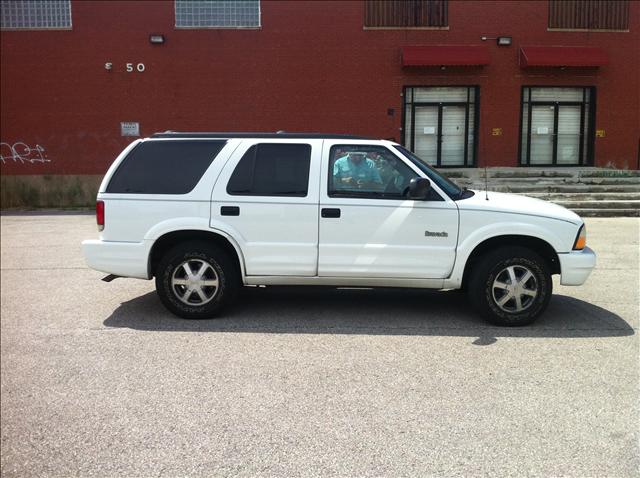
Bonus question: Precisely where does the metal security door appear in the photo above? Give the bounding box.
[411,103,467,167]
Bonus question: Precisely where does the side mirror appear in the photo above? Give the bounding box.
[408,177,431,199]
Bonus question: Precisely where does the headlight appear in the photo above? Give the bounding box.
[573,224,586,250]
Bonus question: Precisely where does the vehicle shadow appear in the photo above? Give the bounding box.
[103,287,635,344]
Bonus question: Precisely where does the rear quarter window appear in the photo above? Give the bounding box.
[226,143,311,197]
[106,140,226,194]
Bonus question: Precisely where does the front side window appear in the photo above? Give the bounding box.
[364,0,448,28]
[227,143,311,197]
[393,145,461,200]
[1,0,72,29]
[175,0,260,28]
[329,145,426,200]
[106,140,225,194]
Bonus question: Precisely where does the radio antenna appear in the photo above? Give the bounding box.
[485,166,489,201]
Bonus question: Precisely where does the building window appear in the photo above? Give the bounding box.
[175,0,260,28]
[403,86,478,167]
[365,0,448,28]
[549,0,629,31]
[520,87,596,166]
[1,0,71,30]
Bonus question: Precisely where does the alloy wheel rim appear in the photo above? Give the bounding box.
[491,265,538,313]
[171,259,219,306]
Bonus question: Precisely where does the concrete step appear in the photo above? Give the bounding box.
[548,200,640,210]
[442,167,640,217]
[563,208,640,217]
[577,170,640,178]
[455,176,640,185]
[444,168,640,179]
[524,192,640,201]
[473,184,640,193]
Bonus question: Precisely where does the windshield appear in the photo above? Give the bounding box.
[393,145,463,200]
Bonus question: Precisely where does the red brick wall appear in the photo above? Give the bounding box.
[1,0,638,174]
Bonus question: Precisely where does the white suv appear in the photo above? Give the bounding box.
[82,132,596,326]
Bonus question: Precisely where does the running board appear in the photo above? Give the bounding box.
[101,274,120,282]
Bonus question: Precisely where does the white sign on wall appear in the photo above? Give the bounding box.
[121,122,140,137]
[423,126,436,135]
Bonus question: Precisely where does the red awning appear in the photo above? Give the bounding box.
[401,46,490,67]
[519,46,609,67]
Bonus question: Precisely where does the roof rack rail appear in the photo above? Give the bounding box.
[150,131,371,140]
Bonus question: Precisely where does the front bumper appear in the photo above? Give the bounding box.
[82,239,150,279]
[558,246,596,286]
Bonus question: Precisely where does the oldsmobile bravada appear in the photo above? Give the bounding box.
[82,132,596,326]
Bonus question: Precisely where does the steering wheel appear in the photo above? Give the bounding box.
[384,176,400,194]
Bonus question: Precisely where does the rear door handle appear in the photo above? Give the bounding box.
[221,206,240,216]
[321,208,341,218]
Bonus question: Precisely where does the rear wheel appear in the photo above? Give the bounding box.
[155,241,239,319]
[467,247,552,326]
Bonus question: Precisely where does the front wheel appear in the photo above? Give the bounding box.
[155,241,239,319]
[467,247,552,326]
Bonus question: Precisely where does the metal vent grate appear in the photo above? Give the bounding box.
[1,0,72,29]
[175,0,260,28]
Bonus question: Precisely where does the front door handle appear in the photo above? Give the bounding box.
[321,208,341,218]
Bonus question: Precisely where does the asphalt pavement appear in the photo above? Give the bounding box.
[1,213,638,477]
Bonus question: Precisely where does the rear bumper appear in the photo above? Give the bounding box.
[82,239,150,279]
[558,246,596,286]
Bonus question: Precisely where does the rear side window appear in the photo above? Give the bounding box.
[227,143,311,197]
[106,140,225,194]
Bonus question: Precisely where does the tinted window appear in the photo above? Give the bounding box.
[107,140,225,194]
[227,143,311,197]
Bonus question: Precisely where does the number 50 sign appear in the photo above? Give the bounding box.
[104,62,145,72]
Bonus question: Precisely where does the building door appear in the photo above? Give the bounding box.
[404,87,478,167]
[521,87,595,166]
[414,106,438,164]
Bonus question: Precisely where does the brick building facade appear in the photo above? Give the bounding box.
[1,0,638,179]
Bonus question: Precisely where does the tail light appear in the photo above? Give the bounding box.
[96,200,105,231]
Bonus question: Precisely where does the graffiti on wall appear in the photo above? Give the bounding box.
[0,142,51,165]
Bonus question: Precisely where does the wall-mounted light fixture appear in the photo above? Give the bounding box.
[149,34,165,45]
[481,35,512,46]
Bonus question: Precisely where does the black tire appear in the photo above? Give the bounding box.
[155,241,240,319]
[467,246,552,326]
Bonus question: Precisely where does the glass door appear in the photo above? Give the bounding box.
[413,106,438,165]
[530,105,555,165]
[440,105,466,166]
[520,87,594,166]
[557,105,582,165]
[403,86,478,167]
